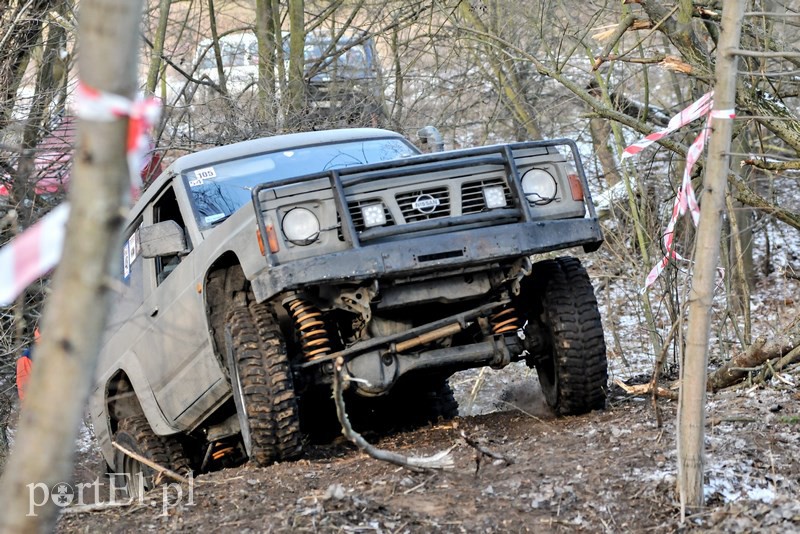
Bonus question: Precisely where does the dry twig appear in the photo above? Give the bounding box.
[614,378,678,400]
[111,441,190,485]
[58,501,139,515]
[460,430,514,467]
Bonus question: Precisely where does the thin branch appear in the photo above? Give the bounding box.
[460,430,514,466]
[111,442,190,485]
[744,12,800,18]
[741,158,800,171]
[730,49,800,58]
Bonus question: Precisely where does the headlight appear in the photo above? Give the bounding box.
[482,185,507,209]
[281,208,320,245]
[521,169,558,205]
[361,204,387,228]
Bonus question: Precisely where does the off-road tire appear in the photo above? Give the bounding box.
[207,268,246,366]
[227,291,302,466]
[113,416,191,499]
[529,257,607,415]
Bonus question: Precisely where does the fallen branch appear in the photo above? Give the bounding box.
[111,442,190,485]
[59,501,139,515]
[708,318,800,391]
[332,357,455,471]
[753,345,800,386]
[614,379,678,400]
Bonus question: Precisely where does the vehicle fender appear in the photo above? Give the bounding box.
[94,355,180,469]
[115,355,178,435]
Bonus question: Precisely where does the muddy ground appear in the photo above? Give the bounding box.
[57,370,800,533]
[50,233,800,533]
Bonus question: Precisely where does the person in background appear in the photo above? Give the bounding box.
[16,327,39,401]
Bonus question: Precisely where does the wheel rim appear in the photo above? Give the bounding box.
[226,327,253,457]
[122,454,148,500]
[536,351,559,408]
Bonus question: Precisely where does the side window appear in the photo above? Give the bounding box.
[153,187,189,285]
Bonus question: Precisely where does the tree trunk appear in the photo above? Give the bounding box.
[589,117,621,186]
[677,0,744,516]
[255,0,277,125]
[145,0,172,94]
[0,0,56,132]
[0,0,143,530]
[287,0,305,120]
[207,0,228,96]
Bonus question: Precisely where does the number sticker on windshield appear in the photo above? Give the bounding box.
[193,167,217,180]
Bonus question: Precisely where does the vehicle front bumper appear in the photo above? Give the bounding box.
[251,218,602,303]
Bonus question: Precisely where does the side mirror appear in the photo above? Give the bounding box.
[140,221,189,258]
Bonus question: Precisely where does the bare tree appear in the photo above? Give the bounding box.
[677,0,745,515]
[0,0,144,531]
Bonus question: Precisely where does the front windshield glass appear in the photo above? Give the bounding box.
[186,138,417,229]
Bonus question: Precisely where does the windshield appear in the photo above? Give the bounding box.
[186,138,418,229]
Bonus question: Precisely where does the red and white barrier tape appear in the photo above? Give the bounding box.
[76,82,162,191]
[621,92,713,159]
[0,204,70,305]
[0,83,160,306]
[621,91,735,291]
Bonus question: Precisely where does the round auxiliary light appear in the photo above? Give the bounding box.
[281,208,320,246]
[521,169,558,205]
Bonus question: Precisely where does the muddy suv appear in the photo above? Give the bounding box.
[91,128,607,484]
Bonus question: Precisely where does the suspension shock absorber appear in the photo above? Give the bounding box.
[490,307,522,335]
[285,296,332,360]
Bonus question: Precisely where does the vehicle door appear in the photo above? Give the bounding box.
[141,184,227,427]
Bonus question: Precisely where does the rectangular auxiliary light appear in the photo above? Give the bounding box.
[483,185,507,209]
[361,204,387,227]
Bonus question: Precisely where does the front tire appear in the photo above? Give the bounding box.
[526,257,607,415]
[226,291,303,466]
[113,416,190,500]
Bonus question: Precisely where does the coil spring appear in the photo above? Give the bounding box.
[286,297,332,360]
[490,307,521,335]
[211,444,235,461]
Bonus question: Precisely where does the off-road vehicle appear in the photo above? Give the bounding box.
[91,127,607,487]
[193,30,383,125]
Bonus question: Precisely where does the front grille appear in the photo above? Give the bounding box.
[395,187,450,223]
[462,178,513,214]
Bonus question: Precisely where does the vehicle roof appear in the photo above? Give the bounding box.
[172,128,405,173]
[134,128,408,215]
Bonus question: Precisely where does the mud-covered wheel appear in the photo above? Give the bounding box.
[226,291,303,466]
[528,257,607,415]
[113,416,191,499]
